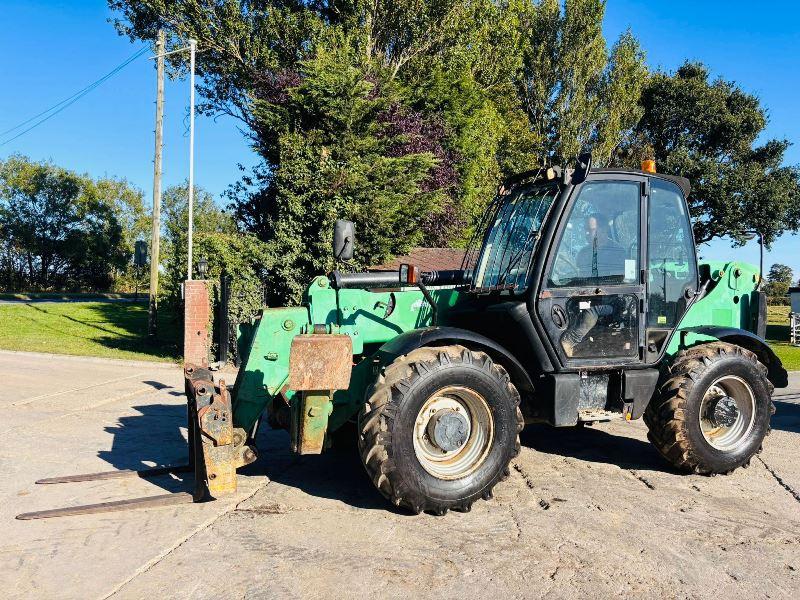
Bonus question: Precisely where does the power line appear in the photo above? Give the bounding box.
[0,46,150,146]
[0,46,149,138]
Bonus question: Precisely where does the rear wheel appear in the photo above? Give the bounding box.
[644,342,774,474]
[358,345,523,514]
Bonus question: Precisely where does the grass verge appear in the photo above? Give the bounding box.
[0,292,142,301]
[0,302,180,362]
[765,305,800,370]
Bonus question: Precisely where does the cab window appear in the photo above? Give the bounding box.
[548,181,641,288]
[647,179,697,328]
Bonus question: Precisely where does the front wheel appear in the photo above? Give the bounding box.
[644,342,775,474]
[358,345,523,514]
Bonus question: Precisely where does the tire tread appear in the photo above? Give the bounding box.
[644,342,774,474]
[358,345,523,514]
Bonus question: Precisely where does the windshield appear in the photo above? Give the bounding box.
[472,184,558,291]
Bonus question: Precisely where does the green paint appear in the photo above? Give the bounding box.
[232,306,309,431]
[666,260,761,355]
[292,391,334,454]
[232,259,764,438]
[231,276,466,434]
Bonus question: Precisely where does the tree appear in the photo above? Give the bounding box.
[764,263,793,299]
[235,33,451,301]
[161,183,237,295]
[108,1,654,301]
[108,0,550,300]
[160,183,273,320]
[517,0,648,166]
[0,155,143,291]
[159,183,274,359]
[98,177,151,292]
[618,62,800,246]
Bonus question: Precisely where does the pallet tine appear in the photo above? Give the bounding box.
[35,464,192,485]
[15,364,226,519]
[16,492,195,520]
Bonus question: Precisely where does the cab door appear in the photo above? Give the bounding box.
[537,175,647,367]
[644,178,699,361]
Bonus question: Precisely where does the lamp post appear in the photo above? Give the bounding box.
[186,39,196,281]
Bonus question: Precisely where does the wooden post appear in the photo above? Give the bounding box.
[148,30,165,337]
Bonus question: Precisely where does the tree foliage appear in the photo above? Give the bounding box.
[518,0,647,165]
[0,155,146,292]
[764,263,793,299]
[160,183,273,322]
[619,62,800,246]
[109,0,648,302]
[108,2,799,307]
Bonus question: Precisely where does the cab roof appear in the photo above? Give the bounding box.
[504,164,692,198]
[590,167,691,197]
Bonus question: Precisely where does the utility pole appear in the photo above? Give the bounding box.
[186,38,197,281]
[148,30,165,336]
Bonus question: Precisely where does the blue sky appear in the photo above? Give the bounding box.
[1,1,799,274]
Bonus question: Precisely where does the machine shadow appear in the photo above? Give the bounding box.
[520,422,674,473]
[252,425,406,513]
[92,369,398,506]
[772,399,800,433]
[97,402,192,493]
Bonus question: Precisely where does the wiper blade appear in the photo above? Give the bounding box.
[496,233,538,287]
[496,188,556,287]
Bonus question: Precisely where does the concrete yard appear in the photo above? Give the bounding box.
[2,349,799,599]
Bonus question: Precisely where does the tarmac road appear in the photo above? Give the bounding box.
[2,349,799,599]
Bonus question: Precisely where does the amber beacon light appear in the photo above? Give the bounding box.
[641,159,657,174]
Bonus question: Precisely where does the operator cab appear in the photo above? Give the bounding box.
[464,155,699,372]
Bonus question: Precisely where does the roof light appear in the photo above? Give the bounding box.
[641,159,656,174]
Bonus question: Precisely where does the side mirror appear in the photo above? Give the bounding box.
[333,219,355,261]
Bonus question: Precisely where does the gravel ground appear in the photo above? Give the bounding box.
[2,350,799,599]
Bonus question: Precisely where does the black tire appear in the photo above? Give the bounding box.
[358,345,523,514]
[644,342,775,475]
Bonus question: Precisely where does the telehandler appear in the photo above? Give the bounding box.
[18,154,787,519]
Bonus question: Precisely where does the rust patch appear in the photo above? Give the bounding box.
[196,380,237,495]
[184,367,237,498]
[294,391,333,455]
[288,334,353,391]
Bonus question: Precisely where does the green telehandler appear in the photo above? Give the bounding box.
[18,154,787,519]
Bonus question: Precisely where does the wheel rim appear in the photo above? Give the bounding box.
[412,386,494,480]
[698,375,756,451]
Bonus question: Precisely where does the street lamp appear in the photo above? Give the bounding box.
[197,256,209,279]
